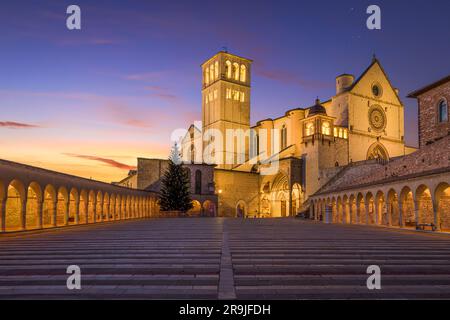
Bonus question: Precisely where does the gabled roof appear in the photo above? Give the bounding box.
[347,57,403,104]
[407,75,450,98]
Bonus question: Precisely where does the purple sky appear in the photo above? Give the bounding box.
[1,0,449,182]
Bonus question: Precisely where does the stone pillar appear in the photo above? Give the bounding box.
[98,200,103,222]
[349,202,353,224]
[84,199,89,224]
[20,196,27,230]
[374,201,380,225]
[365,201,370,225]
[398,201,404,228]
[433,199,440,231]
[93,200,97,223]
[37,200,44,229]
[64,199,70,226]
[414,199,420,226]
[1,198,6,232]
[309,205,313,220]
[75,199,80,224]
[52,200,57,227]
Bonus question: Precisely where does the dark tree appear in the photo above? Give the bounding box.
[158,144,193,212]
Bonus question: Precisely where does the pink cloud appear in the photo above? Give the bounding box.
[63,153,136,170]
[0,121,40,129]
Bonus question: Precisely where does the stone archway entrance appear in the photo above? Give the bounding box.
[236,201,246,218]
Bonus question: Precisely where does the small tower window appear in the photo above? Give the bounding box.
[240,92,245,102]
[205,67,210,85]
[210,64,214,83]
[240,65,246,82]
[321,122,330,135]
[233,63,239,81]
[215,61,219,79]
[306,122,314,136]
[438,99,448,123]
[226,61,232,78]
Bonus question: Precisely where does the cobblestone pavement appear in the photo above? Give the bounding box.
[1,218,450,299]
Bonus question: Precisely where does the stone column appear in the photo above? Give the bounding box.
[1,198,6,232]
[365,201,370,225]
[64,199,70,226]
[20,196,27,230]
[98,200,103,222]
[374,201,380,225]
[93,199,97,223]
[398,201,404,228]
[349,202,353,224]
[52,200,57,227]
[309,205,313,220]
[414,199,420,226]
[37,200,44,229]
[433,199,440,231]
[75,199,80,224]
[84,199,89,224]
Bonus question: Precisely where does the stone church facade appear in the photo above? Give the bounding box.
[177,51,416,218]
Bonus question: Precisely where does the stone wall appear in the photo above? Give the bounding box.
[214,169,259,217]
[417,80,450,147]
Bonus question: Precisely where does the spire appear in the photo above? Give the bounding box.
[372,54,377,63]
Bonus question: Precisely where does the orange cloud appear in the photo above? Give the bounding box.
[0,121,40,129]
[63,153,136,170]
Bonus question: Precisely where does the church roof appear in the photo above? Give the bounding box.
[407,74,450,98]
[308,98,327,116]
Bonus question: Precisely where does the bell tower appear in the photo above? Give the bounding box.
[201,51,252,169]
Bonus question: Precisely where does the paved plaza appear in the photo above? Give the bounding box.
[1,218,450,299]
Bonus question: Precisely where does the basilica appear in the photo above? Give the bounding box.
[119,51,418,218]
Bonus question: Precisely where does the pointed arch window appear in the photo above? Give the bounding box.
[438,99,448,123]
[240,65,246,82]
[321,121,330,135]
[305,122,314,136]
[214,61,219,79]
[205,67,210,85]
[225,61,232,78]
[233,63,239,81]
[209,64,214,83]
[195,170,202,194]
[281,125,287,149]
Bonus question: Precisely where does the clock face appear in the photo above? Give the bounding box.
[369,106,386,132]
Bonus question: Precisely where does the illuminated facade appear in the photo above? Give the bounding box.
[182,52,416,217]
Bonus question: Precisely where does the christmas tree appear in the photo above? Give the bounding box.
[158,143,193,212]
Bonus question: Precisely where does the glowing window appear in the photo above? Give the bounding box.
[240,65,246,82]
[233,63,239,81]
[214,90,218,100]
[226,88,231,99]
[281,125,287,149]
[226,61,232,78]
[333,127,338,137]
[210,64,214,83]
[321,122,330,135]
[205,67,210,84]
[343,129,348,139]
[205,95,209,104]
[306,122,314,136]
[215,61,219,79]
[339,128,343,138]
[240,92,245,102]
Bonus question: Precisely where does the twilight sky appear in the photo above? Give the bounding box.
[1,0,449,182]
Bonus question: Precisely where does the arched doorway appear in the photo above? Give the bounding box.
[188,200,202,217]
[236,200,246,218]
[367,142,389,161]
[6,180,26,231]
[203,200,216,217]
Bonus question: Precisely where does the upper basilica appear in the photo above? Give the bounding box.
[179,51,417,218]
